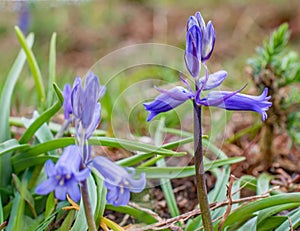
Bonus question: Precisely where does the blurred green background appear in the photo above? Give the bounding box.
[0,0,299,123]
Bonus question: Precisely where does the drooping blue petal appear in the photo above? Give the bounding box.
[143,86,193,121]
[55,185,68,201]
[184,25,202,77]
[128,172,146,193]
[92,156,146,206]
[57,145,81,171]
[93,156,126,184]
[36,145,90,202]
[114,188,130,206]
[35,177,57,195]
[44,160,55,177]
[199,70,227,90]
[198,88,272,121]
[66,179,81,202]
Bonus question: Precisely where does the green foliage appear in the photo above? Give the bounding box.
[1,22,299,231]
[248,23,300,146]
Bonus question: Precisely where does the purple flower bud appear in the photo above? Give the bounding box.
[63,84,72,120]
[184,25,202,77]
[201,21,215,62]
[92,156,146,206]
[69,72,106,140]
[185,12,216,77]
[36,145,90,202]
[197,88,272,121]
[18,3,30,35]
[199,70,227,90]
[143,86,194,121]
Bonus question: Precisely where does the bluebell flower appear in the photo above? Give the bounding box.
[143,86,194,121]
[196,88,272,121]
[92,156,146,206]
[185,12,216,77]
[63,71,106,140]
[36,145,90,202]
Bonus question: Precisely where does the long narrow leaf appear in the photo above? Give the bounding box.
[223,193,300,230]
[136,157,245,179]
[92,170,107,227]
[0,139,29,158]
[105,204,158,224]
[47,33,57,108]
[15,26,46,109]
[0,33,34,192]
[155,118,179,217]
[18,84,63,144]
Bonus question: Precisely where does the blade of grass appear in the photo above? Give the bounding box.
[105,204,158,224]
[18,83,63,144]
[0,139,29,158]
[222,193,300,230]
[92,170,107,227]
[136,157,245,179]
[0,33,34,195]
[47,33,57,108]
[15,26,46,109]
[276,208,300,231]
[155,118,179,217]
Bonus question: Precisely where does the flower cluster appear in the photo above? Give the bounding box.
[144,12,272,121]
[36,146,90,202]
[36,71,146,206]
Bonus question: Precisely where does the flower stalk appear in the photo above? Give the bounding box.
[193,95,213,230]
[81,178,97,231]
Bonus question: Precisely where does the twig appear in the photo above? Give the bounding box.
[218,175,234,231]
[128,191,272,231]
[0,221,7,231]
[129,202,163,222]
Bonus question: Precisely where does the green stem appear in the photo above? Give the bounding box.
[193,102,213,230]
[81,179,97,231]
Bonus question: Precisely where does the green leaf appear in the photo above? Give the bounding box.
[89,137,186,156]
[257,172,273,195]
[0,33,34,192]
[222,193,300,230]
[47,33,57,108]
[257,216,287,231]
[0,139,29,157]
[155,118,179,217]
[18,85,63,144]
[45,192,56,219]
[12,173,37,218]
[0,194,3,225]
[58,210,75,231]
[256,203,300,229]
[15,26,46,109]
[0,34,34,142]
[5,193,24,231]
[136,157,245,179]
[276,208,300,231]
[92,170,107,227]
[105,204,158,224]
